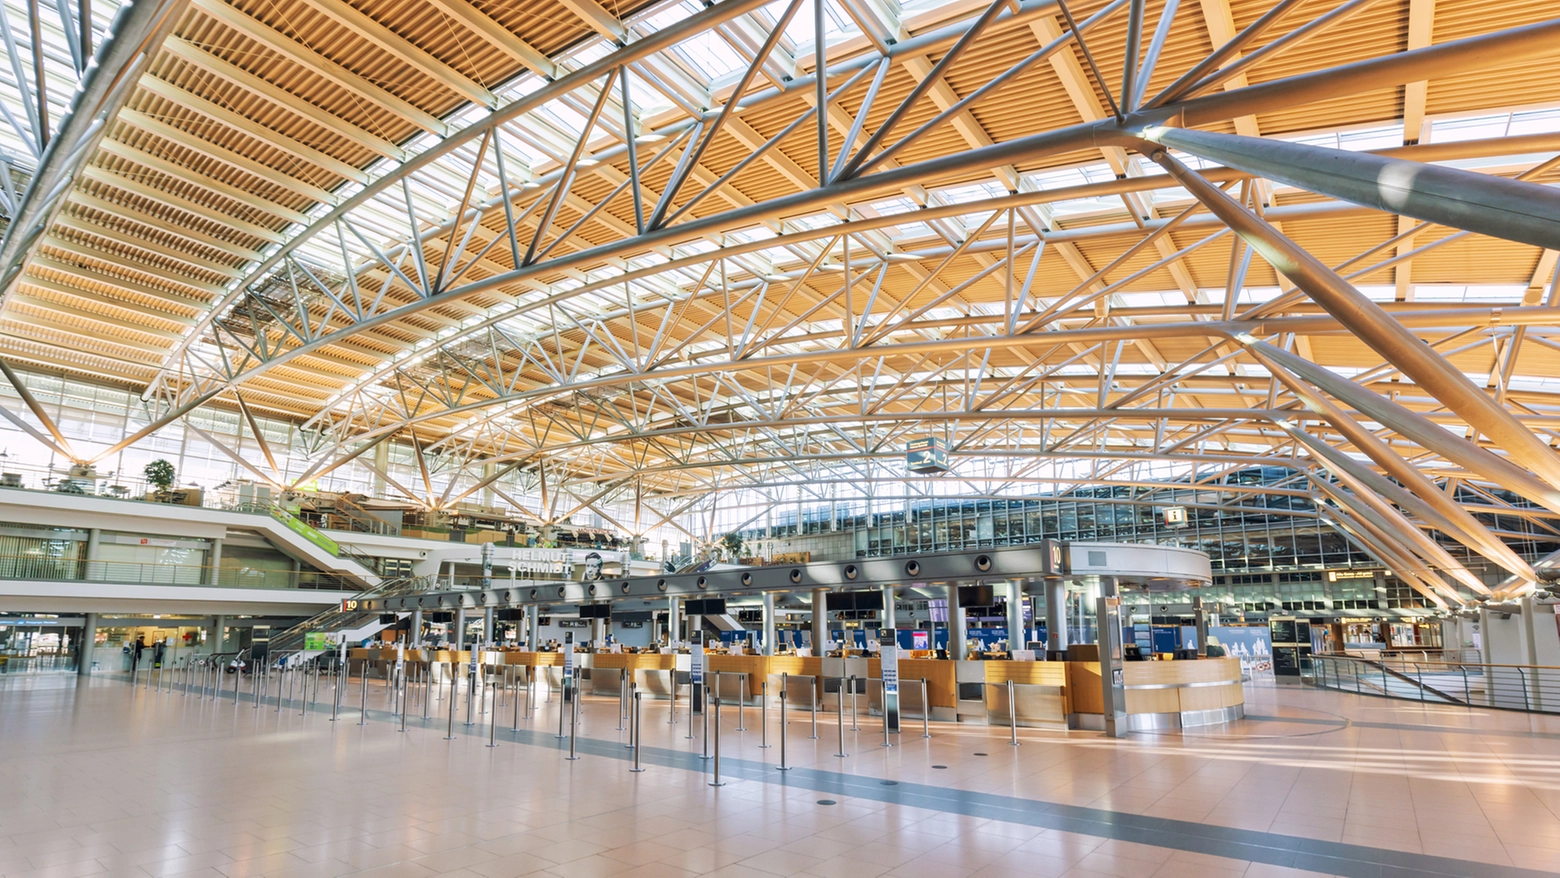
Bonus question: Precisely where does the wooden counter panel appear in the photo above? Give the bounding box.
[1067,662,1103,714]
[899,659,957,710]
[1177,682,1244,711]
[983,662,1068,686]
[1124,657,1242,686]
[1124,687,1181,715]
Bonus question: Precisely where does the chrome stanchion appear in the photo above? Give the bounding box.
[566,684,580,761]
[668,668,677,725]
[920,677,931,738]
[850,675,859,730]
[358,661,368,725]
[512,667,522,732]
[700,683,711,758]
[445,672,457,740]
[625,680,637,749]
[883,685,892,749]
[399,671,408,732]
[630,691,646,773]
[301,663,310,716]
[313,664,321,709]
[1008,679,1020,746]
[735,674,747,731]
[709,695,725,787]
[835,679,848,758]
[253,664,262,709]
[557,673,568,739]
[618,672,628,731]
[759,680,770,749]
[524,666,532,720]
[809,679,819,739]
[465,661,475,726]
[487,684,498,747]
[777,678,790,771]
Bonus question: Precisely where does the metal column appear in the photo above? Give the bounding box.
[881,585,896,633]
[811,589,829,653]
[762,592,776,656]
[947,585,965,660]
[483,607,495,648]
[411,608,424,647]
[1096,577,1126,738]
[669,595,683,645]
[206,538,223,586]
[1006,580,1024,649]
[85,528,102,579]
[454,606,466,649]
[526,605,539,650]
[76,612,97,676]
[1193,596,1208,657]
[1046,580,1067,654]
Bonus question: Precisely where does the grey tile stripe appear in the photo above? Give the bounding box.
[1244,712,1560,741]
[136,679,1560,878]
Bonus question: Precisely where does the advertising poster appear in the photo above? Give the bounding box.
[1209,625,1273,678]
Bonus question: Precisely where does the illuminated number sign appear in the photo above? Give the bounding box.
[341,599,360,612]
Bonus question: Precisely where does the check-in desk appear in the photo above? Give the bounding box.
[1063,657,1244,730]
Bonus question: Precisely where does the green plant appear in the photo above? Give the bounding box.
[144,459,176,494]
[720,531,746,559]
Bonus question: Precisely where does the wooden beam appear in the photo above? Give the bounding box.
[163,37,406,162]
[116,108,340,205]
[304,0,498,107]
[137,75,371,184]
[424,0,557,78]
[190,0,451,137]
[94,138,313,226]
[556,0,627,40]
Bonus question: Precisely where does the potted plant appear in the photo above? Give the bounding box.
[144,459,176,501]
[720,531,746,561]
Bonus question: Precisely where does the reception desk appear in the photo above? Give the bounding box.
[350,648,1242,731]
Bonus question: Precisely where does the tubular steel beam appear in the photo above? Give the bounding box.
[1245,340,1560,517]
[1254,349,1535,580]
[1143,127,1560,251]
[0,0,191,306]
[1151,149,1560,495]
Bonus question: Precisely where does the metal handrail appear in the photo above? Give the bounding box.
[1309,653,1559,715]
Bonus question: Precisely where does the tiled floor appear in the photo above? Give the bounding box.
[2,670,1559,878]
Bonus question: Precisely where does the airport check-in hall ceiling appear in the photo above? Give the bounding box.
[1,0,1560,607]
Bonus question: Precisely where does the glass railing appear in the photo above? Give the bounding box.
[0,553,359,591]
[1309,653,1560,714]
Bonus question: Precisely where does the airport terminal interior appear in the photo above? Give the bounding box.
[3,0,1560,876]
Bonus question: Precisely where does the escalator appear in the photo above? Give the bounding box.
[267,574,434,655]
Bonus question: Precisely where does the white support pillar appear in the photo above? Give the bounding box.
[947,585,966,659]
[411,608,424,647]
[811,588,829,653]
[1006,580,1024,651]
[669,596,683,645]
[762,592,776,656]
[77,612,97,676]
[206,538,223,586]
[214,615,227,653]
[372,441,389,498]
[1046,580,1067,654]
[483,607,495,648]
[881,585,896,631]
[85,527,101,580]
[526,605,539,650]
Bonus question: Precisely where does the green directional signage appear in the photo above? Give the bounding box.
[269,506,341,556]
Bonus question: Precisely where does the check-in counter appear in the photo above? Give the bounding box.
[1064,657,1243,730]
